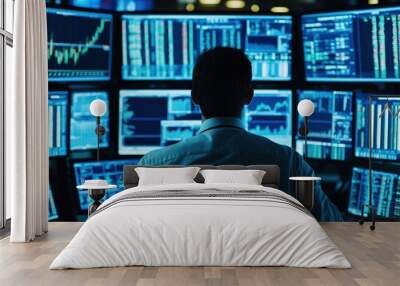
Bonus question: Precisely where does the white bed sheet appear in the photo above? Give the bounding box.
[50,183,351,269]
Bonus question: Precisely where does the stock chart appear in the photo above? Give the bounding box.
[355,94,400,160]
[296,90,353,160]
[302,7,400,82]
[48,92,68,157]
[74,159,139,210]
[119,89,292,155]
[119,90,202,155]
[70,91,110,151]
[348,167,400,218]
[47,8,113,81]
[245,90,292,147]
[121,15,292,80]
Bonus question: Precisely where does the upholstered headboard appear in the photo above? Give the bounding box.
[123,165,280,189]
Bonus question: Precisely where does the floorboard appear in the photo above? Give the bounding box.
[0,222,399,286]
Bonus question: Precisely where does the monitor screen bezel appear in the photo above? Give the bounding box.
[72,158,140,211]
[347,166,400,219]
[69,90,111,151]
[119,12,293,83]
[118,88,294,155]
[295,89,354,162]
[48,90,69,157]
[354,91,400,162]
[47,7,114,82]
[301,6,400,83]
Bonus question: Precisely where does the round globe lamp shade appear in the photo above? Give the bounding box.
[297,99,315,117]
[90,99,107,117]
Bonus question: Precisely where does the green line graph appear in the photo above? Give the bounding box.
[48,19,108,66]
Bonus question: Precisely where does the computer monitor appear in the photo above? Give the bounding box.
[296,90,353,161]
[69,0,154,11]
[245,90,292,147]
[74,159,139,210]
[48,185,58,221]
[121,14,292,81]
[47,8,113,81]
[348,167,400,218]
[119,89,292,155]
[70,91,110,151]
[48,91,68,157]
[119,90,202,155]
[355,93,400,160]
[302,7,400,82]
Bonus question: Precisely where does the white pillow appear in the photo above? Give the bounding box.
[200,169,266,185]
[135,167,201,186]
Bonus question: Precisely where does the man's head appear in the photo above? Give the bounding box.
[191,47,253,118]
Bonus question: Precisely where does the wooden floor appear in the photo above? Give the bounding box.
[0,222,399,286]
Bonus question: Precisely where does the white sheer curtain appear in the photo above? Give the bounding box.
[7,0,49,242]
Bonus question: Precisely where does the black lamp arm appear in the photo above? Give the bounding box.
[95,116,106,161]
[304,117,309,161]
[298,117,309,162]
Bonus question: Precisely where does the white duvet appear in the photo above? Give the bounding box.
[50,183,351,269]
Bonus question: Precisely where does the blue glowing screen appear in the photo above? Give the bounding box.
[119,89,292,155]
[48,185,58,221]
[245,90,292,147]
[48,91,68,157]
[348,167,400,218]
[302,7,400,82]
[47,0,62,4]
[69,0,154,11]
[355,94,400,160]
[296,90,353,161]
[47,8,113,82]
[74,159,139,210]
[119,90,202,155]
[121,15,292,81]
[70,91,110,151]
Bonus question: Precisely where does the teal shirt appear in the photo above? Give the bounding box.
[139,117,343,221]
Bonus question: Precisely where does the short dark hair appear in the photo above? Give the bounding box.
[192,47,252,118]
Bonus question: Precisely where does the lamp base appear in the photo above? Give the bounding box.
[297,181,314,210]
[88,188,105,216]
[289,177,321,210]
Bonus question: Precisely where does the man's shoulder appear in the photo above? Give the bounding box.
[138,136,200,165]
[244,131,293,155]
[139,130,302,165]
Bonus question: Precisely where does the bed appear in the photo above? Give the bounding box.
[50,165,351,269]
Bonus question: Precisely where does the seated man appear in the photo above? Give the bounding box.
[139,47,342,221]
